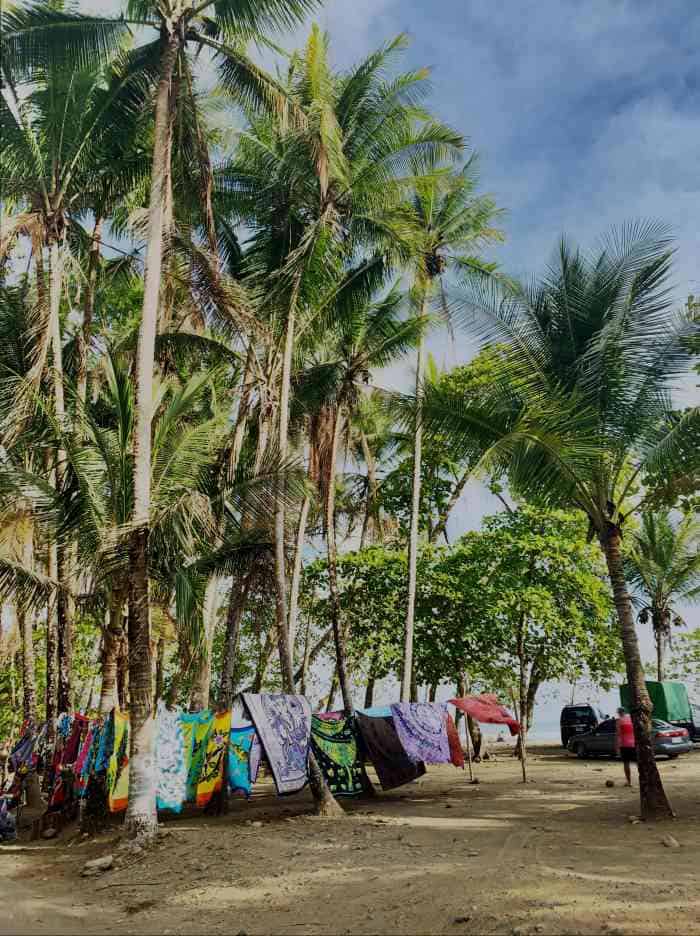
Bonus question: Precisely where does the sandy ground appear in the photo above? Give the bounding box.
[2,745,700,936]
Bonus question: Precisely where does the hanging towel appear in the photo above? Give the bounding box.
[249,732,262,785]
[107,710,130,813]
[310,714,367,797]
[355,705,393,718]
[355,712,426,791]
[449,695,520,735]
[196,710,231,808]
[79,724,101,798]
[182,711,214,802]
[390,702,451,765]
[314,711,344,721]
[228,725,256,797]
[445,713,465,769]
[242,693,311,795]
[63,714,89,765]
[74,727,94,795]
[155,703,188,813]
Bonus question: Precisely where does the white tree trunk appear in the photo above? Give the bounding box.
[401,304,426,703]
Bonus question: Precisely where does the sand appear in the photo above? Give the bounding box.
[2,744,699,935]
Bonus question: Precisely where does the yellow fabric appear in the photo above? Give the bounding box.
[107,709,130,813]
[196,710,231,808]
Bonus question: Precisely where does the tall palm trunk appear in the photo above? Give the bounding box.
[125,31,181,840]
[219,570,254,707]
[76,217,102,405]
[99,598,122,715]
[48,236,73,714]
[402,298,427,702]
[45,544,58,742]
[272,283,341,817]
[325,406,353,716]
[601,524,673,820]
[653,611,664,682]
[19,607,37,725]
[359,431,380,549]
[288,491,311,650]
[189,576,222,712]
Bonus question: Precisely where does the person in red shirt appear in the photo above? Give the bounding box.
[615,707,636,786]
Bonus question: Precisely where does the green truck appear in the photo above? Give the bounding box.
[619,681,700,740]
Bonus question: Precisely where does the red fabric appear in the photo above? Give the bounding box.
[449,695,520,735]
[445,713,465,769]
[616,714,635,748]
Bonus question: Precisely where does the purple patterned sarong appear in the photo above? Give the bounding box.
[242,693,311,795]
[390,702,450,764]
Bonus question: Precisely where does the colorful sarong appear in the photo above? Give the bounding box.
[445,713,465,769]
[449,695,520,735]
[155,703,188,813]
[228,725,256,797]
[107,709,129,812]
[196,710,231,808]
[242,693,311,795]
[79,724,101,798]
[74,728,95,795]
[390,702,451,765]
[311,714,367,797]
[355,712,426,791]
[95,711,114,773]
[182,711,214,802]
[63,714,89,765]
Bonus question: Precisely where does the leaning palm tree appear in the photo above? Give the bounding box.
[626,511,700,681]
[396,162,503,702]
[420,222,698,819]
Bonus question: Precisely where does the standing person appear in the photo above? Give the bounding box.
[615,707,636,787]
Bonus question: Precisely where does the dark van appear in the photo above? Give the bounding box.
[560,704,606,747]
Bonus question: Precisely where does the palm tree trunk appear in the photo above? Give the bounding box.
[45,543,58,745]
[76,216,102,405]
[402,304,426,702]
[125,31,181,840]
[19,607,37,725]
[299,615,312,696]
[219,571,254,708]
[288,492,311,651]
[654,615,664,682]
[364,675,375,708]
[271,277,341,817]
[56,544,72,713]
[189,576,222,712]
[155,638,165,703]
[99,599,122,715]
[601,524,674,820]
[294,626,332,685]
[516,613,528,782]
[325,406,353,716]
[430,466,471,544]
[359,431,380,549]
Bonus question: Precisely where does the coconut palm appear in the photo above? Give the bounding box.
[419,222,698,819]
[627,511,700,681]
[396,163,504,702]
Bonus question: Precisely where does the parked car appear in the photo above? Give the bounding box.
[560,704,607,747]
[567,718,692,759]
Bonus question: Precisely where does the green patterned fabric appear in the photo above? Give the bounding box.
[310,715,366,797]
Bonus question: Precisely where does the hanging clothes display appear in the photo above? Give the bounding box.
[355,712,426,791]
[196,710,231,808]
[182,711,214,802]
[74,726,95,796]
[94,710,114,773]
[310,714,367,797]
[242,693,311,795]
[62,714,89,765]
[449,695,520,735]
[107,709,130,813]
[390,702,451,765]
[227,725,256,798]
[155,703,188,813]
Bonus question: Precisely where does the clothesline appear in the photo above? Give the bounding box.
[2,694,518,823]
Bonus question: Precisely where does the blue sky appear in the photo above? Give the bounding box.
[79,0,699,711]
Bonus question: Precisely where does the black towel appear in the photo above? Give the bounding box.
[355,713,426,791]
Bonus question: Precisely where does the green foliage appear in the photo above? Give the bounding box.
[301,507,619,696]
[665,629,700,697]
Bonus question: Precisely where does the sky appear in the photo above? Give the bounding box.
[75,0,700,728]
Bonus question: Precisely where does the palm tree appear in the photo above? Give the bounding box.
[297,280,422,714]
[397,163,503,702]
[627,511,700,681]
[420,222,698,819]
[6,0,322,838]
